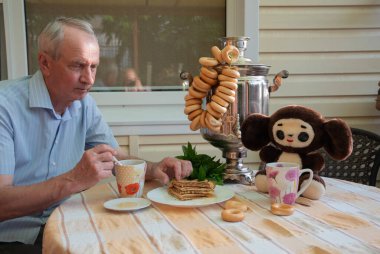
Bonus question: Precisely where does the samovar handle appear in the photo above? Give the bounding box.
[269,70,289,93]
[180,71,193,86]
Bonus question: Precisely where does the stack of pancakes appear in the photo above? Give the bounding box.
[168,179,216,200]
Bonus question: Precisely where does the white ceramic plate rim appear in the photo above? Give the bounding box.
[103,197,151,211]
[147,185,234,208]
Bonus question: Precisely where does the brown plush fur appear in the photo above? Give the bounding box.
[241,105,353,200]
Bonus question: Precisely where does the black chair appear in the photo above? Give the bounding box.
[320,127,380,186]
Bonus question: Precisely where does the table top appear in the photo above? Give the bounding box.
[43,178,380,254]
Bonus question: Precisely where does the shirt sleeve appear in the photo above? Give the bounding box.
[84,95,119,150]
[0,101,16,175]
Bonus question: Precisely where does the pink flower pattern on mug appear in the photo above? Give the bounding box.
[285,168,298,181]
[268,169,279,180]
[268,186,281,200]
[283,192,296,204]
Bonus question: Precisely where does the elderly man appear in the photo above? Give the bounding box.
[0,17,192,253]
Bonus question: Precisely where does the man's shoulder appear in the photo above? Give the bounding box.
[0,76,30,107]
[0,76,31,93]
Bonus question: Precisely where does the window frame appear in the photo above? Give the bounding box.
[2,0,259,135]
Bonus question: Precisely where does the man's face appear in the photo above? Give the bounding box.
[45,26,99,106]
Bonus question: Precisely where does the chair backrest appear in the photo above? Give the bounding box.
[319,127,380,186]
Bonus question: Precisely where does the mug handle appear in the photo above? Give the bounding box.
[296,168,314,198]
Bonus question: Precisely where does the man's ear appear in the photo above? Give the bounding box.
[38,52,52,76]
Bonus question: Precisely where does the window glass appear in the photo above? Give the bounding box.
[24,0,226,92]
[0,3,8,80]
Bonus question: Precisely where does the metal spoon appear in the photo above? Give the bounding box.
[112,156,123,166]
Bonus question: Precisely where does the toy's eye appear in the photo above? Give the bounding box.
[298,132,309,142]
[276,130,285,140]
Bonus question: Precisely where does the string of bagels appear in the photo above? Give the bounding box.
[184,45,240,133]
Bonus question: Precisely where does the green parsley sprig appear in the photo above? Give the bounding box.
[176,142,225,185]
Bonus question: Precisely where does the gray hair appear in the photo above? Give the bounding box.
[38,17,97,59]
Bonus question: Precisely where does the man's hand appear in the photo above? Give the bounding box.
[66,144,117,192]
[146,157,193,185]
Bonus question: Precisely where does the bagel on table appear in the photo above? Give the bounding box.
[221,208,245,222]
[225,200,248,212]
[270,203,295,216]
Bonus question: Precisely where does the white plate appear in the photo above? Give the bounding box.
[147,185,234,208]
[103,198,151,211]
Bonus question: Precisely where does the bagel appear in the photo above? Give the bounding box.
[218,74,238,83]
[211,46,224,64]
[219,81,238,91]
[221,45,239,65]
[188,86,207,99]
[184,104,201,115]
[216,85,236,96]
[221,208,245,222]
[199,110,207,128]
[206,112,222,127]
[222,68,240,78]
[200,66,218,79]
[210,101,227,114]
[200,72,218,86]
[211,95,229,108]
[185,98,202,107]
[192,80,210,93]
[184,94,196,101]
[270,203,295,216]
[190,114,201,131]
[187,108,203,121]
[215,90,235,103]
[194,76,213,91]
[206,103,223,119]
[225,200,248,212]
[199,57,219,67]
[205,112,221,132]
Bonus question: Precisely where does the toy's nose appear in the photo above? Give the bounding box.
[288,134,293,137]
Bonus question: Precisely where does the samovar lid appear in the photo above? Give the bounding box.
[234,64,271,76]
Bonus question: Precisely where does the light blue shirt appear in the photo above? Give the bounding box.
[0,71,118,244]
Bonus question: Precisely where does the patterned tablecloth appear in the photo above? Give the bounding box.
[43,178,380,254]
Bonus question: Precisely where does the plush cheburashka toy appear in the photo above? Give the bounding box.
[241,105,353,200]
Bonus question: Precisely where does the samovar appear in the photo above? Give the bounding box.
[182,37,288,185]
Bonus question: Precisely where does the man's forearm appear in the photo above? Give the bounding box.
[0,172,77,222]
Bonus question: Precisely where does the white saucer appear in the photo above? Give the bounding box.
[103,198,151,211]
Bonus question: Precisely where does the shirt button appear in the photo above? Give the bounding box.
[52,162,56,166]
[55,141,58,144]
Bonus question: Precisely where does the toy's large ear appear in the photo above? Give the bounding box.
[323,119,353,160]
[241,113,271,151]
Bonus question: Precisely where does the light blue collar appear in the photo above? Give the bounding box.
[28,71,82,120]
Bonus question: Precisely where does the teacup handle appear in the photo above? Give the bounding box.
[296,168,314,198]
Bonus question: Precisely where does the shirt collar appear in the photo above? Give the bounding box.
[29,70,82,120]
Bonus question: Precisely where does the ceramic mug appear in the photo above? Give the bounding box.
[265,162,313,205]
[115,159,146,198]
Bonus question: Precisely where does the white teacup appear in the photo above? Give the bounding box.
[115,160,146,198]
[265,162,313,205]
